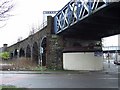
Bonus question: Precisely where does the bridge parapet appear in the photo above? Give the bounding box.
[29,21,47,36]
[54,0,112,34]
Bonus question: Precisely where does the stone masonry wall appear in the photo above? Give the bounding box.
[46,16,64,69]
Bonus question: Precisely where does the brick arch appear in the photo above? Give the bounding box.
[26,44,31,58]
[19,48,25,57]
[10,51,14,59]
[40,36,47,66]
[14,49,18,58]
[32,42,39,64]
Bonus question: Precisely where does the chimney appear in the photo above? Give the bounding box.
[2,44,8,52]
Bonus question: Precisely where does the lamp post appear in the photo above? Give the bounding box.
[17,50,19,58]
[115,46,118,61]
[39,36,46,71]
[40,47,43,71]
[17,49,19,70]
[108,47,110,68]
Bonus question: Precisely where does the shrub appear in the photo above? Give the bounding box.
[0,52,10,60]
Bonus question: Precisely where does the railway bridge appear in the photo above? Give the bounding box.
[4,0,120,70]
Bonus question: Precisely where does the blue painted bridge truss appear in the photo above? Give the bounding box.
[54,0,112,34]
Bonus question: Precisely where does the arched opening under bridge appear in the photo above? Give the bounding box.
[32,42,38,64]
[40,37,47,66]
[26,45,31,59]
[19,48,25,57]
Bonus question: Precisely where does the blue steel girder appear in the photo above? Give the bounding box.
[54,0,110,34]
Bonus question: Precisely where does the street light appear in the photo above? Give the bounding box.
[16,49,19,70]
[115,47,118,61]
[40,47,43,71]
[107,47,110,68]
[17,49,19,59]
[39,47,43,63]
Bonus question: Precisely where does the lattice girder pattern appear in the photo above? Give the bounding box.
[54,0,110,34]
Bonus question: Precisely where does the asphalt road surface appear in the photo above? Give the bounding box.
[0,72,119,88]
[0,60,119,89]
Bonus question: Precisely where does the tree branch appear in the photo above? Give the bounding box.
[0,0,14,26]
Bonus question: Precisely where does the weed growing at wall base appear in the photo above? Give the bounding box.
[0,52,10,60]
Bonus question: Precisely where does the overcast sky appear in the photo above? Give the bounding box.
[0,0,118,47]
[0,0,70,47]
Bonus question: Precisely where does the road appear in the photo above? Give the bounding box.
[0,60,119,89]
[0,72,119,88]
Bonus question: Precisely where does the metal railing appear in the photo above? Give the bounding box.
[29,21,47,36]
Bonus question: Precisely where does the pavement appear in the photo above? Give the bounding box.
[0,70,93,75]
